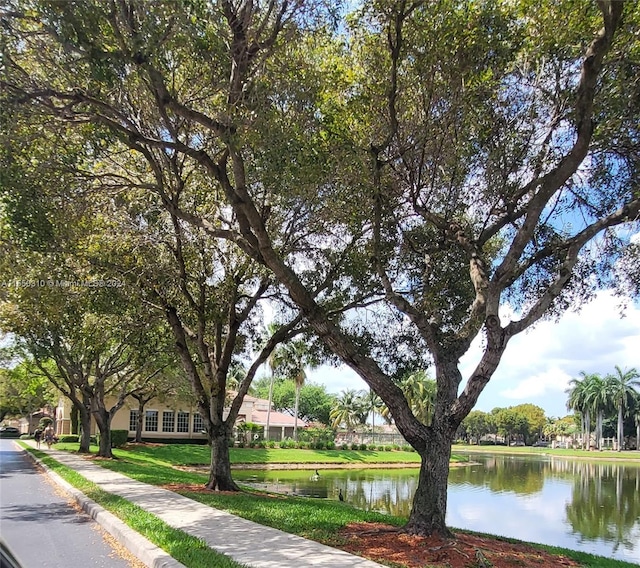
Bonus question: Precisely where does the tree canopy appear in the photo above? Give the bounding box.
[1,0,638,537]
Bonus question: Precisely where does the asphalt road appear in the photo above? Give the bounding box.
[0,440,141,568]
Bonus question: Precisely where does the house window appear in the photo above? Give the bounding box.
[129,410,139,432]
[177,412,189,433]
[193,413,204,433]
[145,410,158,432]
[162,411,175,433]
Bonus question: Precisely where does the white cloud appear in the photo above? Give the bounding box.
[500,368,573,400]
[307,364,367,394]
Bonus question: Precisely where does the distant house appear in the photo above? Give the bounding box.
[54,393,304,442]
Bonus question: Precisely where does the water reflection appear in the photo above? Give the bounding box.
[234,454,640,563]
[562,460,640,553]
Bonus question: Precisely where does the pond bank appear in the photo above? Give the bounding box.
[179,460,476,471]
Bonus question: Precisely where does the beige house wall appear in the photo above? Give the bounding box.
[55,393,302,441]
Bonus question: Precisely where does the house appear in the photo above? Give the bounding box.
[54,393,305,442]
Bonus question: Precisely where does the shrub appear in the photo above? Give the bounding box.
[314,441,325,450]
[280,438,294,449]
[401,444,413,452]
[58,435,79,443]
[97,430,128,448]
[325,441,335,450]
[350,442,360,450]
[112,430,129,447]
[359,443,368,451]
[298,426,336,445]
[384,445,392,451]
[392,444,401,451]
[340,443,349,451]
[267,440,276,448]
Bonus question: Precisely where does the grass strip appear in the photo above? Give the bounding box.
[22,445,249,568]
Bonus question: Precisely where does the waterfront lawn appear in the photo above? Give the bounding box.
[54,442,442,466]
[145,444,427,465]
[454,443,640,462]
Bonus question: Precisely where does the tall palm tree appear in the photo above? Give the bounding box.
[566,372,593,450]
[269,338,316,441]
[634,400,640,452]
[584,373,612,451]
[357,389,385,442]
[607,366,640,451]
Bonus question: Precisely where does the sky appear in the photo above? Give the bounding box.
[304,290,640,418]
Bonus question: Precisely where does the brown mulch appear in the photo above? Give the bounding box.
[160,484,580,568]
[338,522,581,568]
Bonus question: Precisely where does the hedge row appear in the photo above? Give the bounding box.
[235,440,416,452]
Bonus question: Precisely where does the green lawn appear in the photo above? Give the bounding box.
[54,442,437,466]
[454,443,640,462]
[137,444,429,465]
[31,443,639,568]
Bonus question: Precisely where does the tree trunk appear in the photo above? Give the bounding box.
[617,406,624,451]
[293,385,300,441]
[135,400,144,443]
[405,426,453,537]
[94,408,114,459]
[78,406,92,453]
[206,425,239,491]
[71,405,79,435]
[584,411,591,450]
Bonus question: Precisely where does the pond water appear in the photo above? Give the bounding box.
[234,453,640,564]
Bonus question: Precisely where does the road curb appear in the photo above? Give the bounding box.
[18,442,187,568]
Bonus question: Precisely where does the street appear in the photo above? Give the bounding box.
[0,440,142,568]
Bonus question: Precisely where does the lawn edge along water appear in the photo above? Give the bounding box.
[454,443,640,463]
[18,443,250,568]
[51,442,638,568]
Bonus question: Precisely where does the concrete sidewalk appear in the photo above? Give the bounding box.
[19,441,385,568]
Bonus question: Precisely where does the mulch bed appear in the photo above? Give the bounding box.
[337,522,581,568]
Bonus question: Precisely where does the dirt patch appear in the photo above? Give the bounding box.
[338,522,581,568]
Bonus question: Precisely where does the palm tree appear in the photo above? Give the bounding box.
[401,371,437,425]
[566,372,593,449]
[357,389,385,442]
[634,401,640,452]
[269,338,316,441]
[584,373,612,451]
[607,366,640,451]
[330,389,362,430]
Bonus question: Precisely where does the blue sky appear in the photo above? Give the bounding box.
[304,290,640,418]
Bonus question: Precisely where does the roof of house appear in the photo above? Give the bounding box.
[250,409,306,428]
